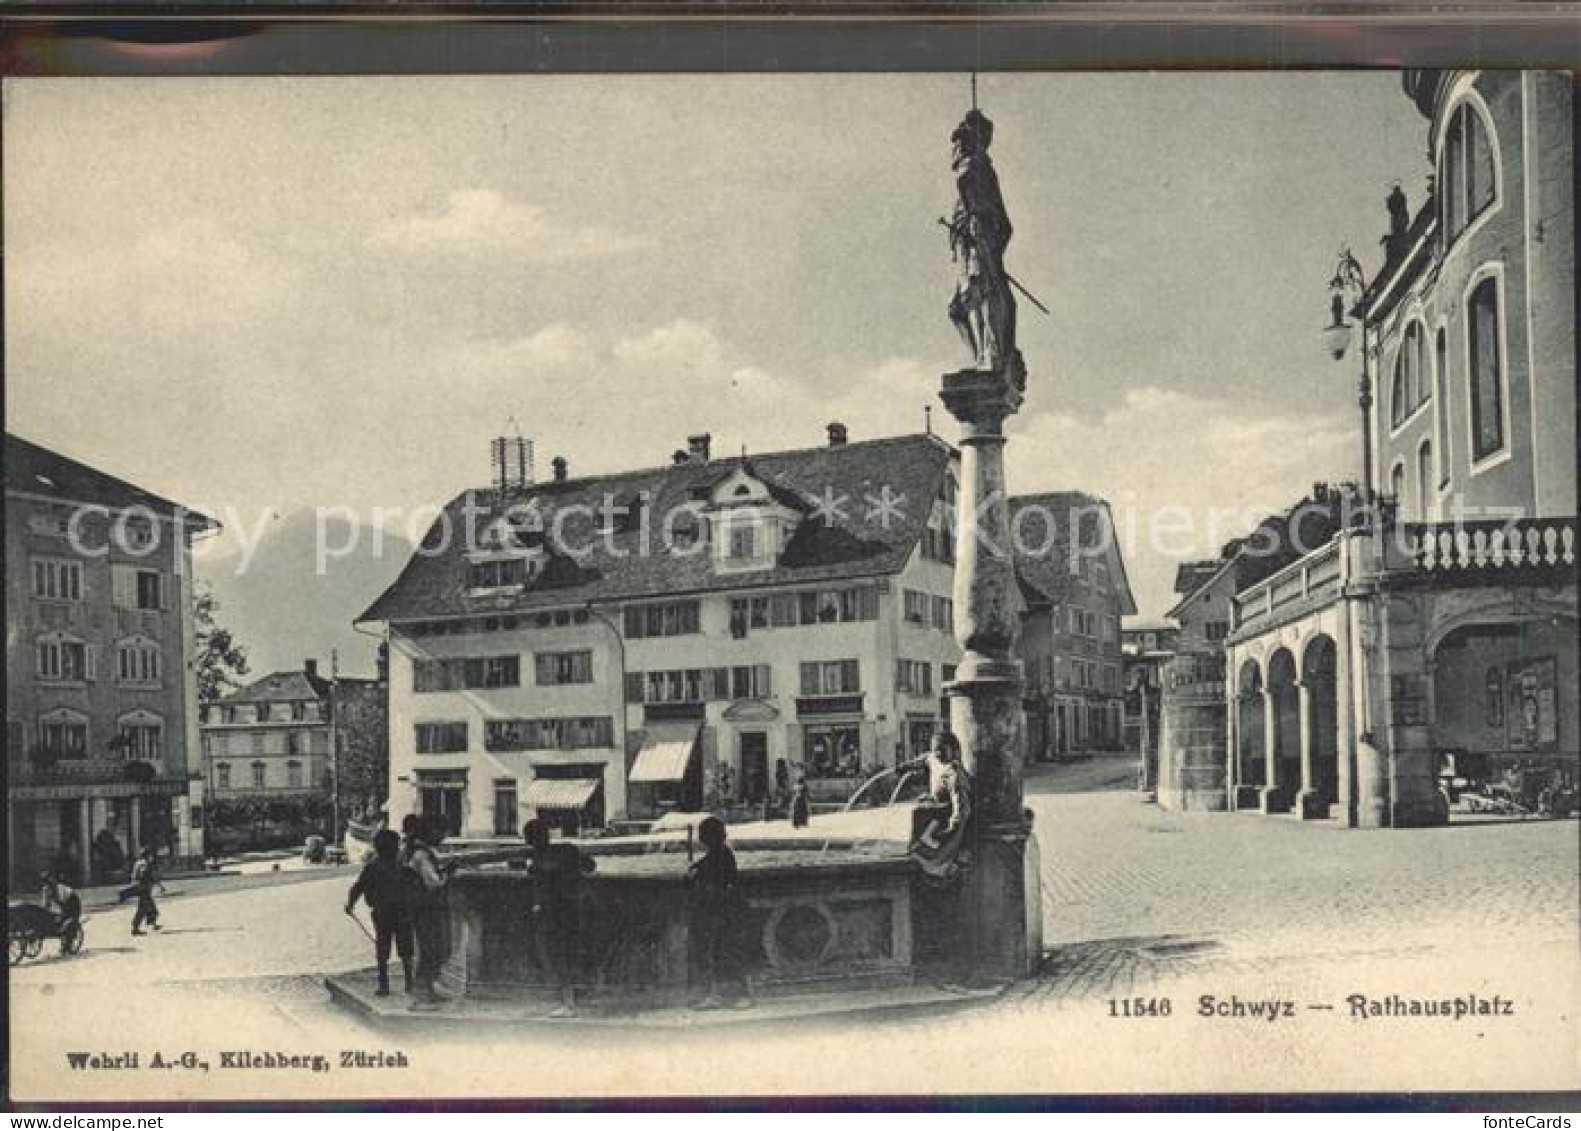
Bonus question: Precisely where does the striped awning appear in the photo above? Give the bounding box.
[523,777,601,810]
[628,731,697,784]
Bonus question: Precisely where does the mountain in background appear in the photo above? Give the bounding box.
[195,509,412,681]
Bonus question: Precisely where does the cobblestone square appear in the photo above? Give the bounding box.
[12,756,1578,1099]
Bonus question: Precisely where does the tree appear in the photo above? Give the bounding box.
[194,582,250,707]
[334,672,389,822]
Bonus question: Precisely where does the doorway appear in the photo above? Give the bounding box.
[739,732,768,803]
[418,783,464,838]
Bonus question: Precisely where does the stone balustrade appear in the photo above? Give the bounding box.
[1232,539,1344,635]
[1405,517,1577,574]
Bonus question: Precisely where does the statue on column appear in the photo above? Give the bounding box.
[945,109,1024,386]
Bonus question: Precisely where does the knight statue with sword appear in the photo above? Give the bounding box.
[944,107,1032,388]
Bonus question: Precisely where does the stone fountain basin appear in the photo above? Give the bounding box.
[438,814,936,1008]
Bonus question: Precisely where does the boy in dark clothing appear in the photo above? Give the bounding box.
[790,780,811,828]
[40,872,82,954]
[401,814,453,1010]
[523,818,596,1018]
[345,829,415,997]
[687,816,753,1010]
[129,847,165,936]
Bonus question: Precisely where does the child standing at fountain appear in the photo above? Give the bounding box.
[345,829,414,997]
[687,816,753,1010]
[401,814,452,1011]
[523,818,595,1018]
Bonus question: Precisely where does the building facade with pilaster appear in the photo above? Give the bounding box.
[5,433,216,886]
[1222,70,1576,827]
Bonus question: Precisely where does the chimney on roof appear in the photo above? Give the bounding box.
[304,658,318,680]
[551,456,568,483]
[491,431,534,495]
[687,433,712,463]
[826,422,848,447]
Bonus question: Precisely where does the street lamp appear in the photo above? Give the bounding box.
[1326,247,1384,826]
[1321,293,1354,361]
[1325,248,1373,517]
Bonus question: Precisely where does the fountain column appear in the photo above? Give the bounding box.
[941,366,1041,981]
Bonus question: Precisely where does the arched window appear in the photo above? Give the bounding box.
[1416,441,1434,521]
[38,708,89,758]
[1390,461,1407,507]
[36,632,90,682]
[1434,326,1451,486]
[117,710,163,762]
[116,636,161,684]
[1390,358,1408,428]
[1390,322,1428,427]
[1467,274,1504,462]
[1442,98,1497,244]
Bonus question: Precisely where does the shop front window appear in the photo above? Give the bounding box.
[804,723,862,779]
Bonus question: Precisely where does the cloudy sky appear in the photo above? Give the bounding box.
[5,72,1428,618]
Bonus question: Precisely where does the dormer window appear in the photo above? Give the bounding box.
[705,466,804,573]
[728,523,758,561]
[467,514,543,594]
[469,556,536,591]
[922,474,958,564]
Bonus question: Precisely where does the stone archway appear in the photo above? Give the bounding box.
[1429,612,1579,798]
[1263,648,1300,813]
[1299,635,1339,819]
[1235,659,1265,808]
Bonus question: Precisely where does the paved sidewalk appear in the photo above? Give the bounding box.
[1021,757,1578,999]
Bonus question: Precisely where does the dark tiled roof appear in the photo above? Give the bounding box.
[4,433,218,529]
[1173,559,1222,596]
[358,433,955,625]
[1166,487,1360,616]
[219,670,332,705]
[1009,491,1137,615]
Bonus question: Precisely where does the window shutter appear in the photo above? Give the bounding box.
[625,673,645,703]
[799,662,818,697]
[757,664,773,697]
[112,564,135,609]
[535,654,554,685]
[84,644,98,682]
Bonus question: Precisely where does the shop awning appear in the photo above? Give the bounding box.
[629,731,698,784]
[522,777,601,810]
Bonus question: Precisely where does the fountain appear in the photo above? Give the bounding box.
[328,96,1042,1023]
